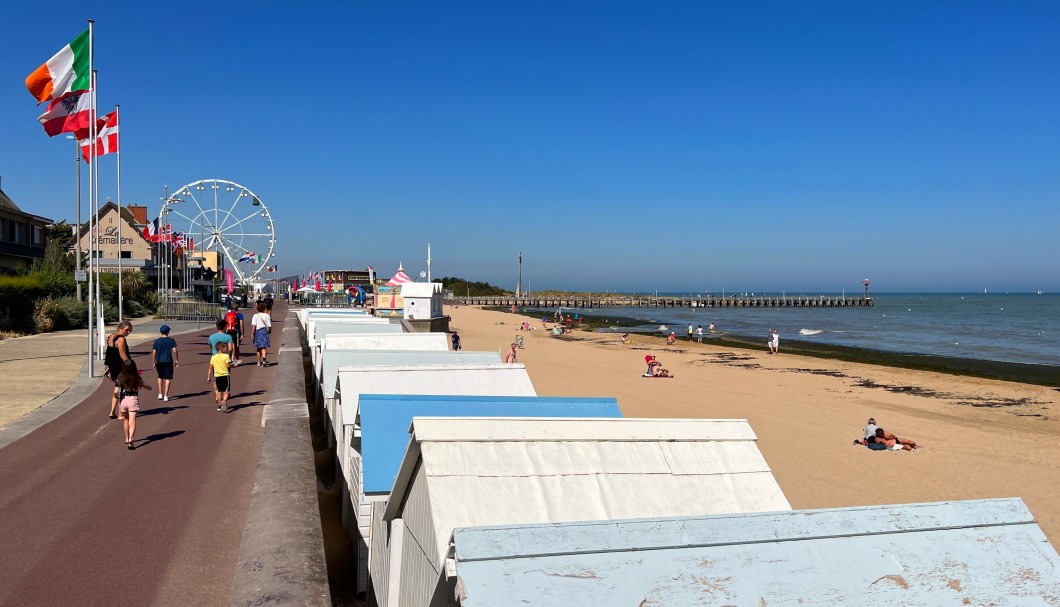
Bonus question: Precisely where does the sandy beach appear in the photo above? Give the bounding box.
[448,305,1060,543]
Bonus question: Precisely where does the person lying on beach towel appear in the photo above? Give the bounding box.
[643,355,673,378]
[854,428,919,451]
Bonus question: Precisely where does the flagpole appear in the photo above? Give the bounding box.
[162,185,168,316]
[85,23,95,375]
[115,104,122,320]
[73,136,83,303]
[91,69,103,359]
[157,186,163,311]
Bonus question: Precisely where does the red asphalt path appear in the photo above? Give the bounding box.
[0,304,287,607]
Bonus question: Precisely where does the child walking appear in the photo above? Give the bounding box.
[208,341,233,412]
[117,360,150,449]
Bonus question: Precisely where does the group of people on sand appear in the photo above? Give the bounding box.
[854,417,920,451]
[102,300,273,450]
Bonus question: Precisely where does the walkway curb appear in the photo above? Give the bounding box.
[229,309,332,607]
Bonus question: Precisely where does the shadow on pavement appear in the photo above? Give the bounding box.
[138,405,190,417]
[135,430,185,448]
[230,390,265,399]
[171,391,211,400]
[227,401,265,412]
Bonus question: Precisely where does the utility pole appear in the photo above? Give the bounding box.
[517,251,522,298]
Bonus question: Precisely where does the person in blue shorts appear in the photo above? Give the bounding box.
[152,325,179,401]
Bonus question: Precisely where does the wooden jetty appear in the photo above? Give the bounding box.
[457,295,873,309]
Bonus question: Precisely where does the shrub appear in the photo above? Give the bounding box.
[0,275,47,329]
[28,267,76,299]
[33,296,89,332]
[103,301,119,324]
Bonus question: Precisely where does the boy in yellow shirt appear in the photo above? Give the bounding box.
[207,342,233,412]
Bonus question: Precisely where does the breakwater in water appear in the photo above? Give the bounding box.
[460,294,873,308]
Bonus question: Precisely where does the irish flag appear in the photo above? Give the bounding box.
[25,29,91,104]
[38,90,91,137]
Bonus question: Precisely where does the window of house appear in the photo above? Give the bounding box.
[33,226,43,246]
[120,251,132,259]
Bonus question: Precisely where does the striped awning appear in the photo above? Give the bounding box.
[385,263,413,286]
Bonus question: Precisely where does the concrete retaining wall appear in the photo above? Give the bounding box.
[228,309,332,607]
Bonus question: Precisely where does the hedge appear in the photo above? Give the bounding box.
[0,275,48,325]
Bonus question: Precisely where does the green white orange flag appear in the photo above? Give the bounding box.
[25,29,90,104]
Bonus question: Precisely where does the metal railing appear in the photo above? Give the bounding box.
[160,300,226,321]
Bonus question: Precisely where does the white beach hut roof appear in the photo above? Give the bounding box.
[376,417,790,607]
[442,498,1060,606]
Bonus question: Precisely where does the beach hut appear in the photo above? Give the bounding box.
[400,282,448,331]
[375,417,790,607]
[436,498,1060,606]
[321,332,448,366]
[297,307,368,326]
[307,317,395,342]
[316,350,502,446]
[307,321,403,368]
[356,395,622,597]
[332,365,536,533]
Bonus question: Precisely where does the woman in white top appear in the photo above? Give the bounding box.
[251,302,273,367]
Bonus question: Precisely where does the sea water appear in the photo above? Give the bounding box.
[554,293,1060,366]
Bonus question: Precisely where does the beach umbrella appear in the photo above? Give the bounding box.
[385,263,413,287]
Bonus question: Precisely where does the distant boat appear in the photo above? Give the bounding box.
[1038,290,1044,295]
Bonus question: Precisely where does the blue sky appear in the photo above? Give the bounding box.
[2,1,1059,292]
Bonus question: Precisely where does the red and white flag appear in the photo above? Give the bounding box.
[79,110,119,162]
[38,90,91,137]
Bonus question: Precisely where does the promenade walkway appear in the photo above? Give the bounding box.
[0,303,287,606]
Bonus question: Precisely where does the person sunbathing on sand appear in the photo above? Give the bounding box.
[643,355,672,378]
[855,427,919,450]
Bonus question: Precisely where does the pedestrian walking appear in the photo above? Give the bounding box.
[768,329,779,354]
[209,319,233,355]
[695,325,704,343]
[152,324,179,401]
[687,324,694,341]
[105,320,133,419]
[250,302,272,367]
[117,359,150,449]
[451,332,461,351]
[505,342,518,363]
[207,341,233,412]
[223,302,245,365]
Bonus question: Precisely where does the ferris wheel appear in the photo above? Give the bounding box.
[160,179,275,284]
